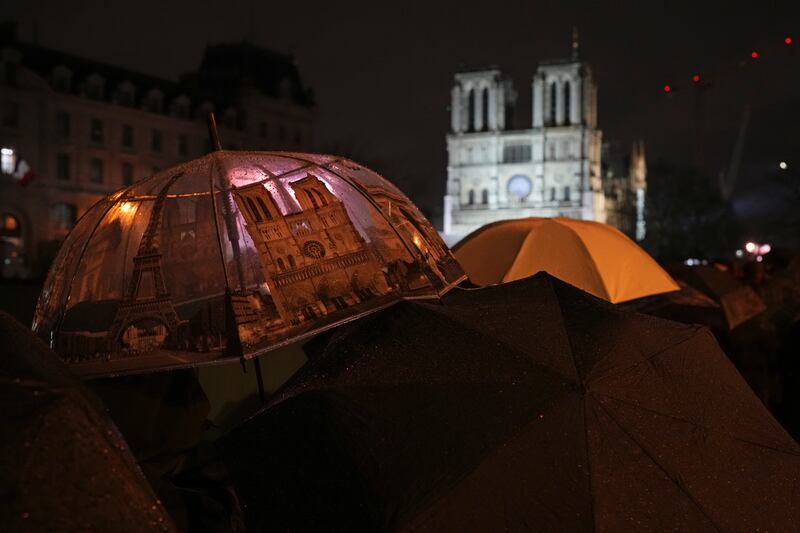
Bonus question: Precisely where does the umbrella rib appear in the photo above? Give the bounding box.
[593,398,727,533]
[596,393,800,457]
[589,330,700,386]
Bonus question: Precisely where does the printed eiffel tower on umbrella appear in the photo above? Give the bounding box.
[107,172,187,353]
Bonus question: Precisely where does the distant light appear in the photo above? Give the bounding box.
[735,249,744,258]
[786,37,793,45]
[692,74,700,82]
[751,51,759,59]
[0,148,12,155]
[663,84,672,93]
[745,242,757,253]
[757,255,763,262]
[779,161,788,170]
[759,244,772,255]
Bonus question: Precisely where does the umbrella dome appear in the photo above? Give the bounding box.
[453,217,679,303]
[222,273,800,532]
[0,311,175,532]
[33,152,465,377]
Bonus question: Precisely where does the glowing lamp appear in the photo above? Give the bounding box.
[663,84,672,93]
[745,242,757,253]
[779,161,788,170]
[751,51,759,59]
[759,244,771,255]
[786,37,793,45]
[692,74,700,82]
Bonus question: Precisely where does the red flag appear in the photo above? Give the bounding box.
[14,158,35,187]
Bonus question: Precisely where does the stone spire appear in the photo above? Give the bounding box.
[572,27,580,60]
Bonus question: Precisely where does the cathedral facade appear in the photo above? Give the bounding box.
[443,40,645,243]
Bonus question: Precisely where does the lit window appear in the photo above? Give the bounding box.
[1,147,16,174]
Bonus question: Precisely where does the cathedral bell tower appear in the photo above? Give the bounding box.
[450,68,515,133]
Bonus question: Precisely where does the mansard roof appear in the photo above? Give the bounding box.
[182,41,315,108]
[0,25,314,113]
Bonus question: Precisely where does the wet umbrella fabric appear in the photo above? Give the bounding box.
[667,264,766,330]
[221,273,800,532]
[620,280,729,333]
[0,311,175,532]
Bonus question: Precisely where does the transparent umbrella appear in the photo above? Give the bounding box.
[33,146,464,378]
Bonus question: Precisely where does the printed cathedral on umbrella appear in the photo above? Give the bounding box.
[32,148,465,377]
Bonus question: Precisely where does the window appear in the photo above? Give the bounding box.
[56,112,70,137]
[467,189,475,205]
[563,82,571,125]
[287,255,296,269]
[173,96,189,118]
[50,203,77,233]
[563,186,571,201]
[503,144,532,163]
[1,213,20,236]
[467,88,476,132]
[276,257,285,271]
[482,189,489,204]
[52,67,71,92]
[122,162,134,186]
[1,148,15,174]
[507,175,533,202]
[2,101,19,128]
[56,154,70,180]
[86,74,105,100]
[122,124,134,148]
[178,134,188,157]
[151,129,162,152]
[482,87,489,131]
[90,118,103,144]
[550,187,557,201]
[550,82,557,125]
[90,158,104,183]
[146,90,163,113]
[256,197,272,220]
[306,190,319,209]
[246,197,262,222]
[117,82,135,106]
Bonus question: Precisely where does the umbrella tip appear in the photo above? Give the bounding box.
[206,112,224,152]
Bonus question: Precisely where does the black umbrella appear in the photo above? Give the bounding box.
[667,264,767,330]
[620,280,728,333]
[0,311,174,532]
[221,273,800,532]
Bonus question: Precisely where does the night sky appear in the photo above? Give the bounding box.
[5,0,800,216]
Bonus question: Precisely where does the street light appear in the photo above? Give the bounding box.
[779,161,788,170]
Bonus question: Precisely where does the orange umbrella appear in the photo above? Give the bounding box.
[453,217,679,303]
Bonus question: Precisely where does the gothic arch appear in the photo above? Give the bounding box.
[550,81,557,125]
[481,86,489,131]
[467,87,476,132]
[563,81,571,125]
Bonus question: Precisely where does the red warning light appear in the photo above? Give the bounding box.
[692,74,700,82]
[786,37,793,45]
[751,51,759,59]
[663,84,672,93]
